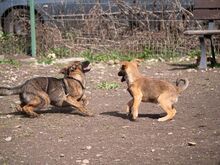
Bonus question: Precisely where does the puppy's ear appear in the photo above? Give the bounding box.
[119,61,127,69]
[132,59,143,67]
[60,67,67,74]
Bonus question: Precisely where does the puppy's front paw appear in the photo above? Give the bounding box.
[158,116,170,122]
[83,111,94,117]
[129,112,138,121]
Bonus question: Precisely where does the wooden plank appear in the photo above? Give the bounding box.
[184,30,220,35]
[195,0,220,9]
[194,9,220,20]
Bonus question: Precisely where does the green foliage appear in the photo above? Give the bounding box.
[81,50,134,62]
[0,32,29,55]
[0,59,20,67]
[81,50,113,62]
[37,56,54,65]
[188,50,200,58]
[97,81,120,90]
[80,47,182,63]
[136,48,154,59]
[49,46,72,58]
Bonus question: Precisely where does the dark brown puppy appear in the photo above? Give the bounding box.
[0,61,93,117]
[118,59,189,121]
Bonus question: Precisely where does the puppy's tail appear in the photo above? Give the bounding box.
[176,78,189,93]
[0,85,22,96]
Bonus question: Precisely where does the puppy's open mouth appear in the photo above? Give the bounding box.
[82,61,91,72]
[83,65,91,72]
[121,76,126,82]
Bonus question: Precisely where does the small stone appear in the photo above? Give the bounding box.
[114,59,120,64]
[151,149,155,152]
[5,137,12,142]
[96,154,102,157]
[11,77,17,81]
[60,153,65,157]
[86,146,92,150]
[168,132,173,135]
[82,159,89,164]
[121,134,126,139]
[107,60,114,65]
[188,142,196,146]
[15,125,21,128]
[114,159,120,162]
[76,160,81,163]
[6,115,13,118]
[187,68,197,73]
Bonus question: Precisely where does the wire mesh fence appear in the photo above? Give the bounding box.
[0,0,219,59]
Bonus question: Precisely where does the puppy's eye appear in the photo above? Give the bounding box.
[121,65,126,70]
[70,67,76,71]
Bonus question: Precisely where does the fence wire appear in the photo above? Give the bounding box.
[0,0,219,58]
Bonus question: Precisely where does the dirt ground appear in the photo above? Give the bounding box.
[0,56,220,165]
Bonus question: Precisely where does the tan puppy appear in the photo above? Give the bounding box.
[118,59,189,121]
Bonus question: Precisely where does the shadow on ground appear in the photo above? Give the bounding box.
[100,111,165,121]
[0,107,85,118]
[168,63,197,70]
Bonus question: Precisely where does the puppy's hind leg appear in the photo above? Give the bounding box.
[131,96,142,121]
[126,99,133,116]
[171,105,177,119]
[158,94,174,122]
[22,96,43,118]
[15,102,25,112]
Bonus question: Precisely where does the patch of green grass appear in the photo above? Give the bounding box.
[49,46,72,58]
[37,56,54,65]
[97,81,120,90]
[81,50,136,62]
[80,50,113,62]
[135,48,154,59]
[80,47,181,63]
[187,50,200,58]
[0,59,20,67]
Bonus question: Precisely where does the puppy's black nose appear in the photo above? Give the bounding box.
[118,71,122,76]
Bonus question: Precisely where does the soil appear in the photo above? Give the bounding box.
[0,56,220,165]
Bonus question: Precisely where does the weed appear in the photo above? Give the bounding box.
[81,50,111,62]
[97,81,120,90]
[136,48,154,59]
[49,46,72,58]
[188,50,200,58]
[81,50,135,62]
[37,56,54,65]
[0,59,20,67]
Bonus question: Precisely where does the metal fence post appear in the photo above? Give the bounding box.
[29,0,36,57]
